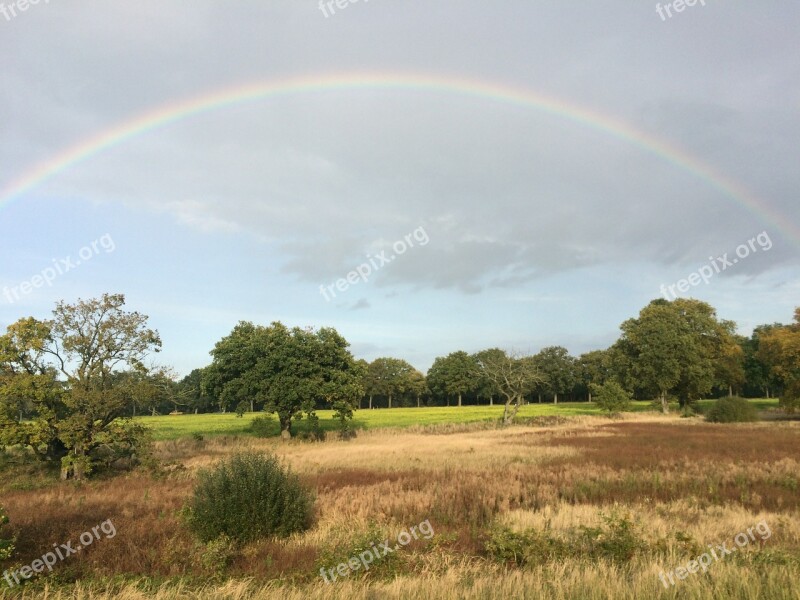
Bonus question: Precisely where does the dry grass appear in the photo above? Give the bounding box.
[1,414,798,598]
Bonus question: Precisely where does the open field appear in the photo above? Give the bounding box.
[1,408,798,599]
[136,399,781,440]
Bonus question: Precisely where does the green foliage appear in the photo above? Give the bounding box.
[204,322,363,437]
[185,451,314,543]
[589,380,632,414]
[0,295,161,480]
[249,415,274,438]
[199,534,235,576]
[425,352,479,406]
[317,522,403,579]
[485,512,647,567]
[532,346,578,401]
[0,505,14,561]
[616,299,741,413]
[705,396,759,423]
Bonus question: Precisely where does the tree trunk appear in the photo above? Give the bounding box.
[369,395,373,410]
[538,393,542,403]
[660,391,669,414]
[280,415,292,440]
[502,395,521,425]
[417,395,420,408]
[250,399,254,413]
[388,394,392,409]
[458,393,462,407]
[554,392,558,405]
[588,392,592,403]
[728,385,733,397]
[446,396,450,407]
[489,395,493,406]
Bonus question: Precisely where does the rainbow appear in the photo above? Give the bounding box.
[1,71,796,243]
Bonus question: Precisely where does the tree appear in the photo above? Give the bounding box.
[364,357,415,408]
[616,299,738,414]
[474,349,542,425]
[205,322,362,437]
[758,308,800,413]
[0,294,162,479]
[426,351,480,407]
[590,380,632,415]
[578,350,614,402]
[406,369,428,407]
[474,348,504,406]
[716,335,746,397]
[533,346,577,404]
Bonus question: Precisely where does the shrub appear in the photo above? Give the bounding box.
[0,506,14,561]
[590,381,632,414]
[184,451,314,543]
[485,512,647,566]
[249,415,274,438]
[706,396,759,423]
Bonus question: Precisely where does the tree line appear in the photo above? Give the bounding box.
[1,294,799,479]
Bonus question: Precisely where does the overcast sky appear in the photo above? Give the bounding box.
[1,1,798,375]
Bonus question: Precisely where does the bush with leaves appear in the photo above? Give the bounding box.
[184,451,314,543]
[0,506,14,561]
[705,396,759,423]
[590,380,632,415]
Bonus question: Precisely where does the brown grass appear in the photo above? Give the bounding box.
[0,414,798,598]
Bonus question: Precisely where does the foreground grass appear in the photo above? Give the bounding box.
[2,412,796,599]
[136,399,780,440]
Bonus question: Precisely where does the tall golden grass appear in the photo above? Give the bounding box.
[0,414,797,598]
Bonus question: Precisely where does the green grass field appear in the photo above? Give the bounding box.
[137,398,780,440]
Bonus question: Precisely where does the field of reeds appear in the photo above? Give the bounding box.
[1,410,798,599]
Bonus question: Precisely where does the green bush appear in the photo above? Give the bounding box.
[0,505,14,561]
[705,396,759,423]
[184,451,314,543]
[590,380,632,414]
[249,415,274,438]
[485,512,647,566]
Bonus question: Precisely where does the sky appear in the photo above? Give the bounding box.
[1,1,798,376]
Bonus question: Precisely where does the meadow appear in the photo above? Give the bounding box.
[0,401,798,599]
[135,399,780,440]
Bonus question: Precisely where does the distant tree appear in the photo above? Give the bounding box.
[578,350,614,402]
[617,299,738,414]
[533,346,577,404]
[178,368,216,414]
[475,350,542,425]
[205,322,362,437]
[406,369,428,407]
[426,351,480,407]
[590,380,632,415]
[474,348,505,406]
[364,358,415,408]
[716,334,746,397]
[758,308,800,413]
